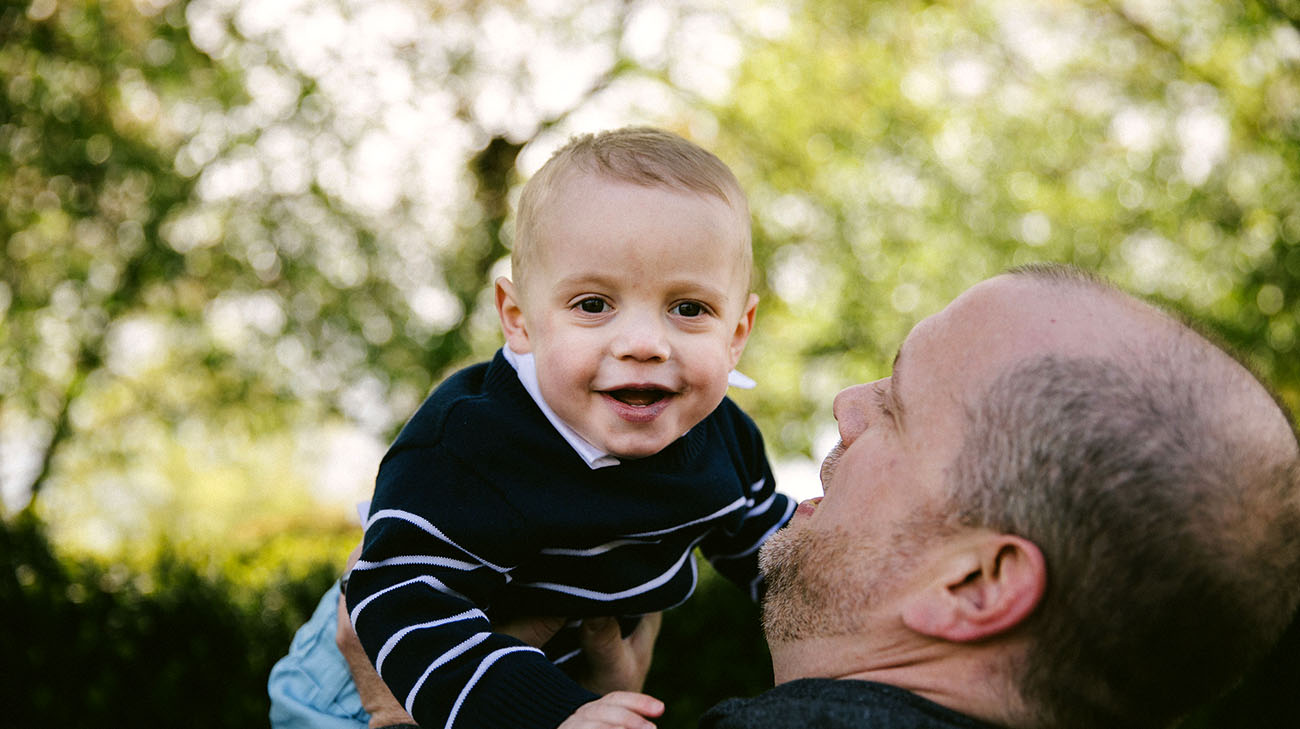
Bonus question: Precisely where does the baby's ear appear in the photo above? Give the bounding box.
[496,277,532,354]
[729,293,759,367]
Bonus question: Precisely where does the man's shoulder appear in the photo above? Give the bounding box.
[699,679,1002,729]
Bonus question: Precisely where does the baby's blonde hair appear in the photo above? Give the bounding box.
[512,127,752,291]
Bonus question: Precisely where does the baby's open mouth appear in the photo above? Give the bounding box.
[606,388,671,407]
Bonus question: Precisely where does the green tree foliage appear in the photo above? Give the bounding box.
[2,0,235,506]
[2,0,754,554]
[713,0,1300,456]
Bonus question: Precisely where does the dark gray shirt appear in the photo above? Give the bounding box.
[700,679,1006,729]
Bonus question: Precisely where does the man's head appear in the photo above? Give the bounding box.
[760,264,1300,728]
[496,128,757,458]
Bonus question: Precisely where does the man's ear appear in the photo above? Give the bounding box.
[728,293,759,368]
[496,277,532,354]
[901,533,1045,643]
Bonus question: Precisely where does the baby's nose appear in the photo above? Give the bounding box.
[612,313,670,361]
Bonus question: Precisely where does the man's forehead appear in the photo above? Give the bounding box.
[896,276,1136,391]
[943,275,1140,344]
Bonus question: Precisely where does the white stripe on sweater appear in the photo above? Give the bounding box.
[623,496,747,538]
[745,492,778,518]
[708,497,795,561]
[403,631,494,718]
[366,508,514,572]
[354,554,482,572]
[375,608,487,674]
[517,544,696,601]
[539,538,659,557]
[443,645,544,729]
[350,575,469,627]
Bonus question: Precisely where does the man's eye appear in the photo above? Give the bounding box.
[673,301,705,317]
[577,298,608,313]
[871,383,893,418]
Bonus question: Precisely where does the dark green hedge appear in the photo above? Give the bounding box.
[0,513,337,728]
[2,513,1294,728]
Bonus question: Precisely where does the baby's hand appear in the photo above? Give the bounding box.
[558,692,665,729]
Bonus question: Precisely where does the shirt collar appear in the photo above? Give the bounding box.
[502,347,621,470]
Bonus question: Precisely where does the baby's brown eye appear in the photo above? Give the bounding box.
[673,301,704,317]
[578,298,607,313]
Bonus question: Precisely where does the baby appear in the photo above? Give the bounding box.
[274,127,793,729]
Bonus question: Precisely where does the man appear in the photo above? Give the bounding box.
[347,264,1300,729]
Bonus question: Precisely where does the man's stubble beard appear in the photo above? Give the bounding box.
[758,512,950,644]
[759,524,890,643]
[760,439,878,643]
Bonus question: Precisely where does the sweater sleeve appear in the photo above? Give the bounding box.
[697,405,796,602]
[345,442,598,729]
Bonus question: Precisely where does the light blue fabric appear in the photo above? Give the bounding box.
[268,581,370,729]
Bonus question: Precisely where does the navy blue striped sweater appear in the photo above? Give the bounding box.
[345,350,794,729]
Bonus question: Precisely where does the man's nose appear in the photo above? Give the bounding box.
[832,379,886,446]
[612,311,670,361]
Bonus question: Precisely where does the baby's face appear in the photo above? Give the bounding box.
[506,173,756,459]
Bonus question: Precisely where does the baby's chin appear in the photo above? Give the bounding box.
[605,441,675,460]
[600,429,691,460]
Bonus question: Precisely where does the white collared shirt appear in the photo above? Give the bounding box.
[502,347,621,469]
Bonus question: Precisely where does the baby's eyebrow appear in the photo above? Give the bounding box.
[660,278,730,299]
[553,272,616,290]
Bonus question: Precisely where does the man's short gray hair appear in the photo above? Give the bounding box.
[948,266,1300,728]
